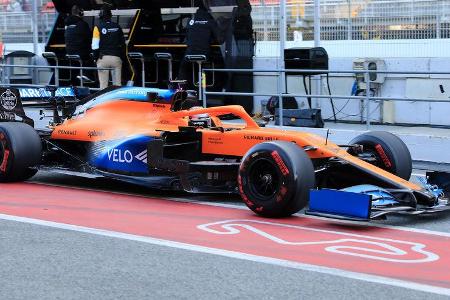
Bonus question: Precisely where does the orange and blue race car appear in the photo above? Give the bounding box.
[0,85,449,220]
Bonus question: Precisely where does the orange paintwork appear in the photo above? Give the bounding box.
[51,100,422,192]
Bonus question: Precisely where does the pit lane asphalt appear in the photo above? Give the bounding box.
[31,170,450,232]
[0,170,449,299]
[2,218,447,300]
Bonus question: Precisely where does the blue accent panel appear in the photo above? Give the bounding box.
[90,135,153,174]
[341,184,399,206]
[96,87,174,103]
[309,189,372,219]
[74,87,176,116]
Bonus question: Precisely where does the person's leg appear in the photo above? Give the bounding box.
[111,56,122,86]
[97,57,109,90]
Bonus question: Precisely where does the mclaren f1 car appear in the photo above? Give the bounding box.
[0,85,449,220]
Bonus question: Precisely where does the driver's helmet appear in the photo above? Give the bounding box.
[188,106,212,127]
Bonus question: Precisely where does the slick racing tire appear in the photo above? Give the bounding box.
[0,123,42,182]
[348,131,412,180]
[238,141,315,217]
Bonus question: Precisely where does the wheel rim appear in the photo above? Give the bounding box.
[247,158,281,201]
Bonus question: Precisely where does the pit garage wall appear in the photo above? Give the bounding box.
[253,57,450,126]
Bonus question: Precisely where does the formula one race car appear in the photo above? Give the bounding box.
[0,85,449,220]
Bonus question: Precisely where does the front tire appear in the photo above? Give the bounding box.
[238,141,315,217]
[0,123,42,182]
[348,131,412,180]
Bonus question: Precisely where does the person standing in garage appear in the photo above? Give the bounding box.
[177,1,223,85]
[91,5,126,89]
[64,5,94,86]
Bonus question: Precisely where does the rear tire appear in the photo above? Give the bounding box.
[348,131,412,180]
[0,123,41,182]
[238,141,315,217]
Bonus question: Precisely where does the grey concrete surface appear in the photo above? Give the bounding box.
[0,219,447,300]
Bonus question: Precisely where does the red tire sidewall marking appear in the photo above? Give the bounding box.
[0,131,10,173]
[271,150,290,176]
[375,144,393,169]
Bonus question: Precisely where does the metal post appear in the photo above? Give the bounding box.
[198,62,205,107]
[364,69,371,130]
[54,62,59,86]
[263,1,268,41]
[314,0,321,108]
[347,0,352,40]
[55,62,59,86]
[79,61,84,88]
[111,69,115,87]
[141,59,145,87]
[314,0,321,47]
[168,60,173,81]
[278,0,287,126]
[32,0,39,55]
[436,15,441,39]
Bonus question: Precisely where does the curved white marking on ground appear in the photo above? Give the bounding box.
[197,219,439,263]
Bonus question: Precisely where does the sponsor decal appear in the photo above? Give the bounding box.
[19,87,74,98]
[271,150,289,176]
[0,111,15,121]
[244,135,279,141]
[57,129,77,136]
[101,28,107,34]
[88,130,104,139]
[135,150,148,164]
[189,19,194,26]
[106,149,148,164]
[190,120,209,127]
[375,144,392,168]
[116,88,148,96]
[108,149,134,163]
[152,103,166,108]
[207,137,223,145]
[1,89,17,111]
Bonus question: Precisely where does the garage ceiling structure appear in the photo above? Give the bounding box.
[51,0,236,13]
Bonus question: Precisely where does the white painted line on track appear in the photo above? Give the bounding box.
[0,213,449,296]
[27,180,450,238]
